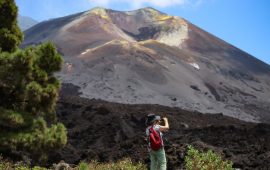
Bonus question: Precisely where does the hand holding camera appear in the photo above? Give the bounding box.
[158,117,168,126]
[162,117,168,121]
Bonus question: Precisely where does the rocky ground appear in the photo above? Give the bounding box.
[48,85,270,170]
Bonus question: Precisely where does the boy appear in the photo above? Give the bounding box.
[146,114,169,170]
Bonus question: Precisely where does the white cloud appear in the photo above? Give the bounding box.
[87,0,190,8]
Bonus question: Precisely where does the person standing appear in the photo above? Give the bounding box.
[146,114,169,170]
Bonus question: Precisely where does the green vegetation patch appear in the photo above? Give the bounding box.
[185,145,233,170]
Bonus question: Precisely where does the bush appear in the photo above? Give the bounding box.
[78,161,89,170]
[0,157,46,170]
[185,145,233,170]
[86,158,146,170]
[0,157,147,170]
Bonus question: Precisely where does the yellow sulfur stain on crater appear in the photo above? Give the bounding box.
[155,15,173,21]
[90,7,111,20]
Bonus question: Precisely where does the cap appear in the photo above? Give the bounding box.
[145,114,161,126]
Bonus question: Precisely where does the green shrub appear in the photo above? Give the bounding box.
[0,157,47,170]
[86,158,146,170]
[185,145,233,170]
[0,157,146,170]
[78,161,89,170]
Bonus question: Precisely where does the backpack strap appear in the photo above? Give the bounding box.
[149,126,153,134]
[148,126,155,143]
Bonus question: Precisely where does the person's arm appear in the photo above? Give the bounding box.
[159,117,169,132]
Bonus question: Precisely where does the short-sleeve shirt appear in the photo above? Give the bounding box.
[146,124,164,151]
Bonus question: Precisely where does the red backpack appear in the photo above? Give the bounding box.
[148,126,162,151]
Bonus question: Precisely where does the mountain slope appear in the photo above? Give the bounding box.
[18,15,38,31]
[22,7,270,123]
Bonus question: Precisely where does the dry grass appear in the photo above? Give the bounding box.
[84,158,146,170]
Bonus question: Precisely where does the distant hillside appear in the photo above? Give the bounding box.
[22,7,270,123]
[18,15,38,31]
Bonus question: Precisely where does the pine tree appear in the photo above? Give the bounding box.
[0,0,67,162]
[0,0,23,52]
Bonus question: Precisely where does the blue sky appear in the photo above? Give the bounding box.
[16,0,270,65]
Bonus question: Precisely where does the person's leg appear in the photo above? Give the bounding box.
[150,151,158,170]
[157,148,167,170]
